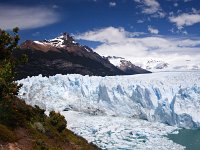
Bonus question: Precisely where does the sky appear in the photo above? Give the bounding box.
[0,0,200,63]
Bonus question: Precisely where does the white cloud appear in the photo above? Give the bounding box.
[75,27,200,61]
[192,8,200,14]
[75,27,126,43]
[169,11,174,16]
[148,26,159,34]
[169,27,188,35]
[109,2,116,7]
[182,30,188,35]
[137,20,144,23]
[0,5,60,30]
[52,5,59,9]
[141,0,160,14]
[184,0,192,2]
[174,3,178,7]
[169,28,175,33]
[134,0,165,18]
[169,13,200,29]
[75,27,145,43]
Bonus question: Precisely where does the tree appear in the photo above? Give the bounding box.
[0,27,27,101]
[0,28,28,127]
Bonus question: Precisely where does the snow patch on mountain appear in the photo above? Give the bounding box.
[17,72,200,128]
[33,34,78,49]
[106,56,150,74]
[33,41,45,46]
[106,55,200,72]
[146,60,169,70]
[130,58,200,72]
[48,35,66,47]
[107,56,125,66]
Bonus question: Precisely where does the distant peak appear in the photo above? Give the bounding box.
[42,33,76,48]
[63,32,67,36]
[63,32,69,36]
[49,32,73,40]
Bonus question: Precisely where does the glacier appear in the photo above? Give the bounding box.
[17,71,200,129]
[17,72,200,149]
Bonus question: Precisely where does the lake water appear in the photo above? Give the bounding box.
[168,129,200,150]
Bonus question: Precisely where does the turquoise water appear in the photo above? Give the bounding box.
[168,129,200,150]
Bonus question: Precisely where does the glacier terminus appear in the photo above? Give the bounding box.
[17,71,200,149]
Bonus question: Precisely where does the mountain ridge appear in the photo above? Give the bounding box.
[106,56,151,74]
[14,33,150,79]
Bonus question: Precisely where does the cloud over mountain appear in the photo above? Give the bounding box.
[75,27,200,62]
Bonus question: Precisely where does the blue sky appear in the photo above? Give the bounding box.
[1,0,200,60]
[1,0,200,40]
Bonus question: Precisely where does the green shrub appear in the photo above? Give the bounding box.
[35,139,48,150]
[0,98,32,128]
[49,111,67,133]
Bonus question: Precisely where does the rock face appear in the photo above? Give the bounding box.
[106,56,151,74]
[14,34,125,80]
[118,60,151,74]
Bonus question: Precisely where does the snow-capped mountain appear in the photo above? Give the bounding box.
[145,59,169,70]
[106,56,151,74]
[14,33,153,80]
[32,34,78,49]
[14,33,127,79]
[107,56,200,72]
[133,58,200,72]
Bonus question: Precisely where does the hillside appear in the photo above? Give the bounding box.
[0,97,100,150]
[0,29,100,150]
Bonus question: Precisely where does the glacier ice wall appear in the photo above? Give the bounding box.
[17,72,200,128]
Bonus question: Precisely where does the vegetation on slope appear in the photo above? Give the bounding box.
[0,28,100,150]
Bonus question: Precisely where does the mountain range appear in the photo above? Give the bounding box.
[14,33,150,80]
[106,56,151,74]
[107,55,200,72]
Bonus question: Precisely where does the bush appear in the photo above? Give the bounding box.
[49,111,67,133]
[35,139,48,150]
